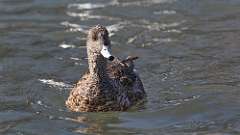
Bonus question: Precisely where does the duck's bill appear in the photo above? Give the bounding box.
[101,45,115,61]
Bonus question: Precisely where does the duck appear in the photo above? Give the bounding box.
[66,25,146,112]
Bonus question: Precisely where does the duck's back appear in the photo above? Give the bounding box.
[107,58,146,106]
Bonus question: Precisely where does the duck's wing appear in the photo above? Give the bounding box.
[107,56,139,86]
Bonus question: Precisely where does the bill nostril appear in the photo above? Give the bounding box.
[108,56,114,61]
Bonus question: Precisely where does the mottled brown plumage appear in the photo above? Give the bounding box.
[66,25,146,112]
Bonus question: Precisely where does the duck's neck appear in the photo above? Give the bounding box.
[87,49,108,82]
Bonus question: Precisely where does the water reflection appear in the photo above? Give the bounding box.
[66,113,121,135]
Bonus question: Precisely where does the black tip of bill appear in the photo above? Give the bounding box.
[108,56,115,61]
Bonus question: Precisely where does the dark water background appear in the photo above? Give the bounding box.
[1,0,240,134]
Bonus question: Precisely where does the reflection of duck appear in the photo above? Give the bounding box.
[69,113,120,134]
[66,25,146,112]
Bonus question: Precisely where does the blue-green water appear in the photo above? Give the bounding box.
[1,0,240,134]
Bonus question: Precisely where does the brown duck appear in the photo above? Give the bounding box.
[66,25,146,112]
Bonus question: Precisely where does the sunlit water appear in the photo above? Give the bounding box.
[1,0,240,134]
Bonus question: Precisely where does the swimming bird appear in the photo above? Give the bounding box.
[66,25,146,112]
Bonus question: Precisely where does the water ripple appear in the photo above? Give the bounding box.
[153,10,177,15]
[106,22,128,36]
[68,3,106,10]
[119,0,177,7]
[59,43,76,49]
[61,20,128,37]
[60,21,88,33]
[38,79,73,90]
[66,11,119,21]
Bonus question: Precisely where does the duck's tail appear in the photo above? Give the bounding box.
[121,56,139,63]
[118,56,139,71]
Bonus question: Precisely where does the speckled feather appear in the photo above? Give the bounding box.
[65,25,146,112]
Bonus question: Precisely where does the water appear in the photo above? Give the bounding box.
[1,0,240,134]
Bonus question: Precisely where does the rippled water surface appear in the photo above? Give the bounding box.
[1,0,240,134]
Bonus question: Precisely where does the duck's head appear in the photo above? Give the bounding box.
[87,25,114,61]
